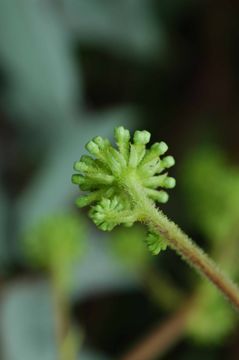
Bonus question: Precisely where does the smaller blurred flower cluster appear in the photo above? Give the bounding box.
[23,213,86,274]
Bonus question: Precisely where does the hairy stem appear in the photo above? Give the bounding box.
[127,178,239,310]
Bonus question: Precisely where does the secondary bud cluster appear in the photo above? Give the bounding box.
[89,196,131,231]
[72,126,175,231]
[146,232,168,255]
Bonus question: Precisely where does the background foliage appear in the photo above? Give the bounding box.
[1,0,239,359]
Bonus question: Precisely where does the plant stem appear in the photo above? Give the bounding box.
[52,270,78,360]
[127,178,239,310]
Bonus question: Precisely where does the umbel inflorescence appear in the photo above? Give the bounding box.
[72,126,175,253]
[71,126,239,309]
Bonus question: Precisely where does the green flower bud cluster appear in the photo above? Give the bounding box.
[70,127,239,313]
[72,126,175,234]
[89,196,132,231]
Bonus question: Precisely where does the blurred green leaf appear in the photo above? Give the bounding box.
[182,146,239,343]
[186,282,236,344]
[0,0,82,123]
[182,146,239,242]
[0,281,113,360]
[0,281,57,360]
[62,0,165,59]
